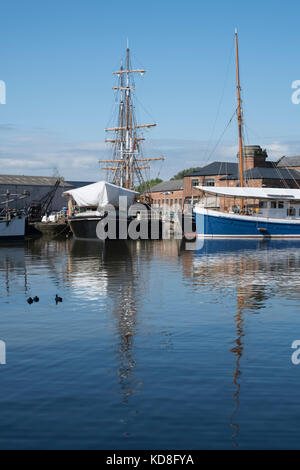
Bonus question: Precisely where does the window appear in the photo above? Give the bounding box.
[287,207,296,217]
[204,178,215,186]
[278,201,284,209]
[270,201,277,209]
[259,201,267,209]
[191,179,199,187]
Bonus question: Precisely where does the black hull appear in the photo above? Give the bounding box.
[69,217,103,240]
[68,215,163,240]
[0,235,24,243]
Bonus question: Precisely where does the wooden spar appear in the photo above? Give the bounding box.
[235,28,244,213]
[99,160,126,163]
[105,123,156,132]
[102,167,122,171]
[113,69,146,75]
[102,166,150,170]
[135,157,164,162]
[113,86,135,90]
[99,157,164,163]
[105,126,127,131]
[134,123,157,129]
[105,138,145,143]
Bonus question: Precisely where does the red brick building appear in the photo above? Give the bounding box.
[149,145,300,210]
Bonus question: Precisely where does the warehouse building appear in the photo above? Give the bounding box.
[0,175,93,211]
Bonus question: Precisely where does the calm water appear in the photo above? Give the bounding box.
[0,237,300,449]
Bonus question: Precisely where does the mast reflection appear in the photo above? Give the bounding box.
[182,239,300,448]
[67,239,140,404]
[0,245,27,296]
[104,241,138,404]
[230,283,245,447]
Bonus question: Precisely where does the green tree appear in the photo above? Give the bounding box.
[171,167,202,180]
[136,178,163,193]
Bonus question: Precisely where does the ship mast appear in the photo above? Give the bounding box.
[100,43,164,191]
[235,28,245,213]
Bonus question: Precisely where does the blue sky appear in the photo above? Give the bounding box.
[1,0,300,181]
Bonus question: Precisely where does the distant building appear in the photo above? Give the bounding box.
[276,156,300,172]
[149,179,184,209]
[147,145,300,210]
[183,162,238,205]
[0,175,94,211]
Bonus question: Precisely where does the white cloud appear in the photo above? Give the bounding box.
[0,126,300,182]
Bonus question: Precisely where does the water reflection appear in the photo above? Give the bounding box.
[230,284,244,447]
[67,240,139,404]
[2,237,300,448]
[0,246,27,295]
[186,238,300,448]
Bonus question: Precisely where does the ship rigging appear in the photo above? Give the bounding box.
[100,43,164,192]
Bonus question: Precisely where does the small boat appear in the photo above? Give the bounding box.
[0,191,29,242]
[194,30,300,239]
[0,212,26,241]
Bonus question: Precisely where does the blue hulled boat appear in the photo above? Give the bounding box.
[194,30,300,239]
[194,186,300,238]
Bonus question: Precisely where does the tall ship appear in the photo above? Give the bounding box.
[194,30,300,239]
[65,43,164,240]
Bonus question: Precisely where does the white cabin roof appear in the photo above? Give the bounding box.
[197,186,300,200]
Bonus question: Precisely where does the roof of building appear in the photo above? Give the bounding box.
[277,156,300,167]
[149,179,184,193]
[67,180,95,189]
[185,161,238,177]
[0,174,73,187]
[221,167,300,181]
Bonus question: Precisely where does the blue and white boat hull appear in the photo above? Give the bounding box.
[194,207,300,238]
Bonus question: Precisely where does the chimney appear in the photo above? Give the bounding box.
[237,145,268,170]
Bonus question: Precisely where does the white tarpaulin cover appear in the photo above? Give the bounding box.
[63,181,138,208]
[197,186,300,200]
